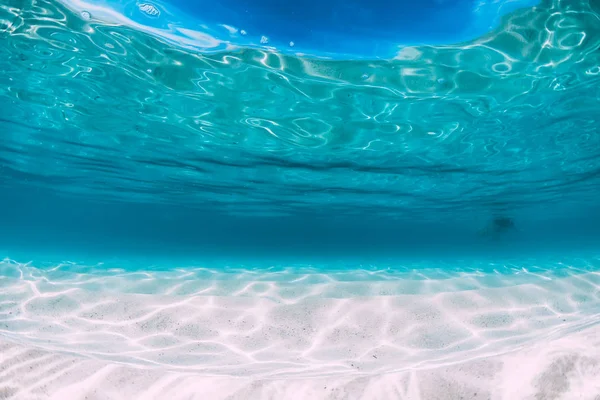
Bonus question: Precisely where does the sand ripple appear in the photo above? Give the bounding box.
[1,258,600,399]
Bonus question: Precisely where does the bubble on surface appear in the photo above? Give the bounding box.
[138,3,160,17]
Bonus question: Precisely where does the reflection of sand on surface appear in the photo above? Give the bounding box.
[1,258,599,399]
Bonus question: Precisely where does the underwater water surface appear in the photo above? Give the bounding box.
[1,0,600,398]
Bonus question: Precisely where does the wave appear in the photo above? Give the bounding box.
[1,0,599,221]
[53,0,542,58]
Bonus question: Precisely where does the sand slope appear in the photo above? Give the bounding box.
[1,259,599,399]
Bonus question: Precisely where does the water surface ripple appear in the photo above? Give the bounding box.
[1,0,600,221]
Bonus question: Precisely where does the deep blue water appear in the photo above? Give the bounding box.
[1,0,600,265]
[42,0,542,58]
[117,0,540,57]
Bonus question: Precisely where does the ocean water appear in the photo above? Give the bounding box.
[1,0,600,398]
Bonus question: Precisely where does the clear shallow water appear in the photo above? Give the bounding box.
[2,255,600,398]
[1,0,600,398]
[1,0,600,255]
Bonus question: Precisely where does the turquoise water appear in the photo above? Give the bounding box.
[1,0,600,261]
[1,0,600,397]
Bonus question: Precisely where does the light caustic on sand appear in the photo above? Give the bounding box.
[1,259,600,399]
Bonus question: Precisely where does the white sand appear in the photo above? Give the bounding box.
[1,259,600,399]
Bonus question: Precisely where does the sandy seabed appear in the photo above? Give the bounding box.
[1,258,600,399]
